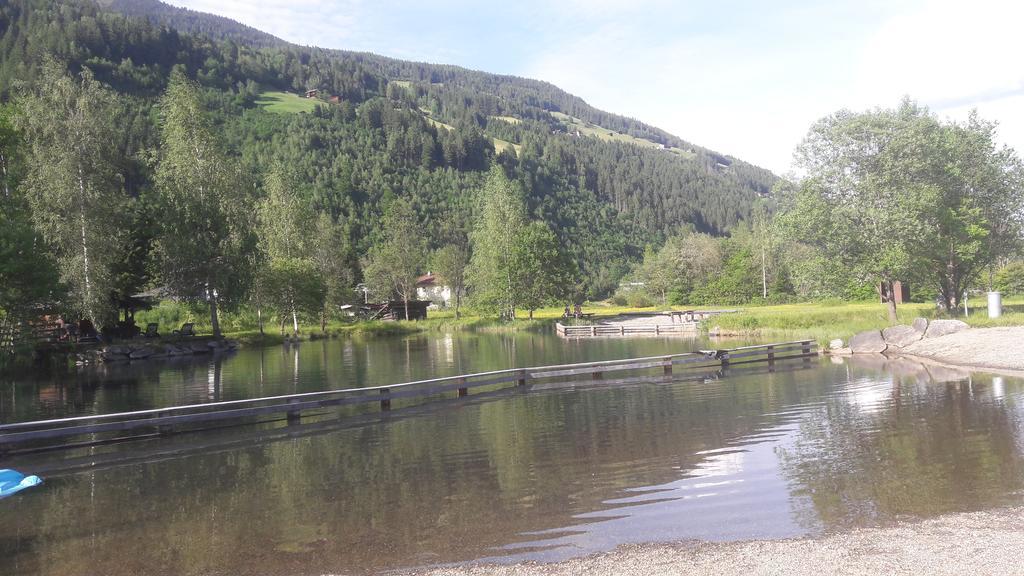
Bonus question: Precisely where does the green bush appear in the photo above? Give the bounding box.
[995,262,1024,296]
[626,291,654,308]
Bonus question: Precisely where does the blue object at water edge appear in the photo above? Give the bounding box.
[0,469,43,498]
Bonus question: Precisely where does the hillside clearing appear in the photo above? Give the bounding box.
[254,91,319,113]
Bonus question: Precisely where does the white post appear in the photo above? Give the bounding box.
[988,292,1002,319]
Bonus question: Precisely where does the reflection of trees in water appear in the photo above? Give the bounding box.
[3,369,817,575]
[777,371,1024,532]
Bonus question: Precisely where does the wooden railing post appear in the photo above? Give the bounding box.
[157,411,173,435]
[379,388,391,411]
[457,377,468,397]
[767,345,775,371]
[287,398,301,424]
[517,369,527,386]
[663,356,672,376]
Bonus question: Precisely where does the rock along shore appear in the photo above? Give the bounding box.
[79,338,239,364]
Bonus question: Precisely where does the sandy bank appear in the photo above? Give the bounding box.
[404,506,1024,576]
[900,326,1024,372]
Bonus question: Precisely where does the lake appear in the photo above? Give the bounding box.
[2,332,1023,575]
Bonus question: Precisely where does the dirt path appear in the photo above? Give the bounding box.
[901,326,1024,372]
[403,506,1024,576]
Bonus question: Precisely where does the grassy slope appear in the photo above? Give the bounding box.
[421,110,521,155]
[254,91,319,113]
[550,111,693,157]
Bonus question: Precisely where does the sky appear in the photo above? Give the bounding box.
[167,0,1024,174]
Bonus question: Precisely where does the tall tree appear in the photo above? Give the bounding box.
[468,166,526,319]
[362,198,426,320]
[512,221,575,319]
[154,68,254,336]
[430,244,469,319]
[786,100,1024,319]
[257,165,324,335]
[0,104,18,200]
[313,212,354,331]
[14,59,125,326]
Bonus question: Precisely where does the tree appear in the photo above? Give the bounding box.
[750,200,779,299]
[313,212,354,331]
[13,59,125,326]
[362,198,426,320]
[636,244,679,306]
[468,166,526,318]
[921,112,1024,309]
[257,166,324,335]
[786,100,1024,319]
[262,258,325,335]
[0,104,18,199]
[154,68,254,336]
[430,244,469,319]
[512,221,575,319]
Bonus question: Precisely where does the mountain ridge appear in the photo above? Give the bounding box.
[0,0,776,297]
[101,0,766,170]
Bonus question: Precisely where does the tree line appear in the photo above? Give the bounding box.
[0,62,581,343]
[0,0,775,301]
[625,100,1024,320]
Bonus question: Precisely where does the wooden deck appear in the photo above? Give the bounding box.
[556,310,737,338]
[0,340,816,453]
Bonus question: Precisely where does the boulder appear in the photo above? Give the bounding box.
[190,342,211,353]
[912,317,929,334]
[882,325,923,348]
[923,319,969,339]
[850,330,888,354]
[830,347,853,356]
[129,347,154,359]
[829,338,845,350]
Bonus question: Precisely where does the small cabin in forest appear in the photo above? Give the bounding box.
[304,89,319,98]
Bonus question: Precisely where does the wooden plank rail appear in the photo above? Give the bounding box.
[556,322,699,337]
[0,341,816,452]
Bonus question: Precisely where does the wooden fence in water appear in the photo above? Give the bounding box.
[556,322,698,336]
[0,340,816,453]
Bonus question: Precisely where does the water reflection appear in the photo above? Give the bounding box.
[0,333,711,423]
[1,342,1024,575]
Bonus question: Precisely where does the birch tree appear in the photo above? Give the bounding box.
[468,166,526,319]
[313,212,354,331]
[14,59,125,326]
[257,166,325,335]
[362,198,426,320]
[154,69,254,336]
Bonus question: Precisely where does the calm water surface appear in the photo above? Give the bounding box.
[2,333,1023,575]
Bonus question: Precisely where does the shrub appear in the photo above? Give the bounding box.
[627,291,654,308]
[995,262,1024,295]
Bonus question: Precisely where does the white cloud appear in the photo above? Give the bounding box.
[854,0,1024,151]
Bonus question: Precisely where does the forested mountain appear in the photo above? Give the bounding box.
[0,0,776,298]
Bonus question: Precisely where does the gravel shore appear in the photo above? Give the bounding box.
[901,326,1024,374]
[405,506,1024,576]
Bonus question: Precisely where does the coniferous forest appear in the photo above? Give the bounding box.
[0,0,774,334]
